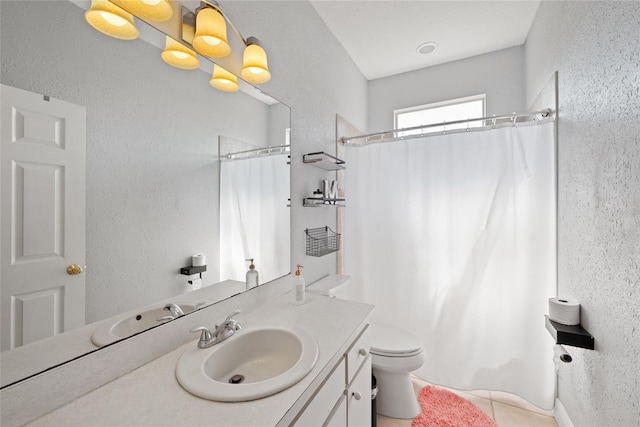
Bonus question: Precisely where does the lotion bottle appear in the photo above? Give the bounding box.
[292,264,305,305]
[245,258,259,290]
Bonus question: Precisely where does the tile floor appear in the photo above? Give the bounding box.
[377,376,558,427]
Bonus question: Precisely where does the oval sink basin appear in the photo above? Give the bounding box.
[176,324,319,402]
[91,302,202,347]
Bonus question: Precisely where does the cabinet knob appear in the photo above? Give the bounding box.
[359,348,367,356]
[352,391,362,400]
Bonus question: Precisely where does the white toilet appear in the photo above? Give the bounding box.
[307,274,425,419]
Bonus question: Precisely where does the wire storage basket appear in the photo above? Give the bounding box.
[305,226,341,257]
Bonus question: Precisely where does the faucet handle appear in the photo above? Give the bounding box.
[190,326,213,347]
[224,309,241,322]
[226,319,241,331]
[192,301,207,311]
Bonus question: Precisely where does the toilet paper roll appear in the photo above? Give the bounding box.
[190,278,202,290]
[192,254,206,267]
[549,297,580,325]
[185,277,202,293]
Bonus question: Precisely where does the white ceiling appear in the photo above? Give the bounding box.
[309,0,541,80]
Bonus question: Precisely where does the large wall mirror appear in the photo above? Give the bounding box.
[0,0,290,387]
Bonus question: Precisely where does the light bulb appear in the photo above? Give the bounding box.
[100,11,127,27]
[201,36,222,47]
[171,51,189,59]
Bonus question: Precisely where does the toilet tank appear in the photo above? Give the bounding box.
[307,274,350,299]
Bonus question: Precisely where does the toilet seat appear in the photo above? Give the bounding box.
[369,324,423,358]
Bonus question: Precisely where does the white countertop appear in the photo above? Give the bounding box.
[28,292,374,426]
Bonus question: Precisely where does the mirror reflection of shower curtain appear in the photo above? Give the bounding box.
[220,155,290,284]
[344,122,556,409]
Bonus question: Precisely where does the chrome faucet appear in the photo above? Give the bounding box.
[156,303,186,322]
[190,309,242,349]
[157,301,207,322]
[164,303,186,318]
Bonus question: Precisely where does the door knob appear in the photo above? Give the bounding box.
[67,264,83,275]
[352,391,362,400]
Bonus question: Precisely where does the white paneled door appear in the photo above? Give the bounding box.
[1,84,86,352]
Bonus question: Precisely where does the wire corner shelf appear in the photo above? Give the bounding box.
[302,152,346,170]
[303,197,346,207]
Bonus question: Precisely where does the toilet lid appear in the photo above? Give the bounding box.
[369,324,423,357]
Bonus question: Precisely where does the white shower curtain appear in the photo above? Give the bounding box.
[344,121,556,409]
[219,155,290,284]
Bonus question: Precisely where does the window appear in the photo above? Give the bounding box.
[394,94,486,137]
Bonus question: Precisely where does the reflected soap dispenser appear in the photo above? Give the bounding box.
[292,264,305,305]
[245,258,259,290]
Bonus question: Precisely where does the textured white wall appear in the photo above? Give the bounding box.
[368,46,525,132]
[1,1,271,323]
[526,2,640,425]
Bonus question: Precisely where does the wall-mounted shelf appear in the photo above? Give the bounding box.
[303,197,346,207]
[545,315,594,350]
[180,265,206,275]
[303,152,345,170]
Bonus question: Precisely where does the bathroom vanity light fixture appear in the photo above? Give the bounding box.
[192,6,231,58]
[190,1,271,84]
[85,0,139,40]
[162,35,200,69]
[210,65,239,92]
[241,37,271,84]
[87,0,272,91]
[161,23,199,70]
[111,0,173,22]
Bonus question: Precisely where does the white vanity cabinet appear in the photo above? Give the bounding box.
[293,325,371,426]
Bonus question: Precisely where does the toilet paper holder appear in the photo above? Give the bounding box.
[180,265,206,276]
[544,315,594,350]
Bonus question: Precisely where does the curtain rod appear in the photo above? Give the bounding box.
[222,144,290,161]
[341,109,553,145]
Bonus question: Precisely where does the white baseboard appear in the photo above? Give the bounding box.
[554,398,575,427]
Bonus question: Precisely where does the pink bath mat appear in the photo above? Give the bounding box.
[411,385,497,427]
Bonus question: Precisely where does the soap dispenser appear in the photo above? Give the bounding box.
[292,264,305,305]
[245,258,259,290]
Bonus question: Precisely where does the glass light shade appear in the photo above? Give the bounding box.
[210,65,239,92]
[240,43,271,84]
[85,0,139,40]
[192,7,231,58]
[161,36,199,70]
[112,0,173,22]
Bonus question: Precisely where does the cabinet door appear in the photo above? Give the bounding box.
[325,395,347,427]
[347,356,372,427]
[346,326,370,384]
[294,359,346,426]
